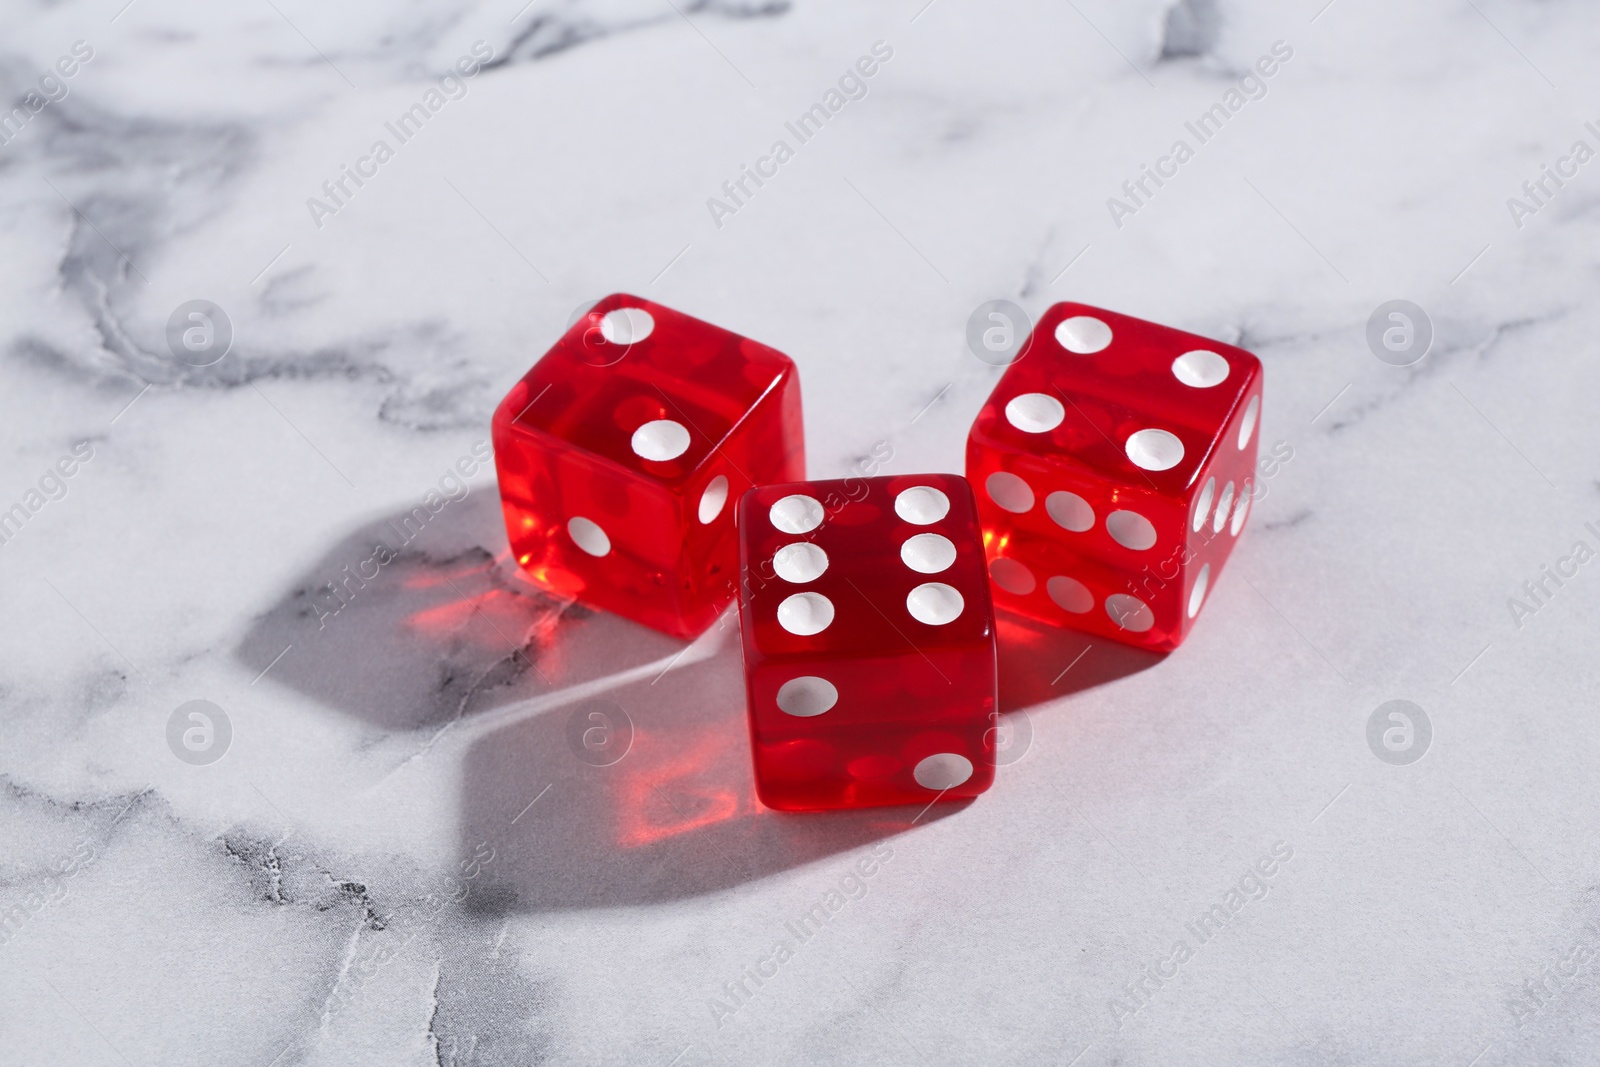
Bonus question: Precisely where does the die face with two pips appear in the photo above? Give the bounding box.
[966,302,1263,652]
[736,475,998,811]
[492,294,804,639]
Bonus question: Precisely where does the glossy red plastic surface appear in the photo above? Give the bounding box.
[965,302,1263,652]
[737,474,997,811]
[493,294,804,639]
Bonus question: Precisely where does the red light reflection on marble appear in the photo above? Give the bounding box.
[615,726,748,848]
[396,549,578,681]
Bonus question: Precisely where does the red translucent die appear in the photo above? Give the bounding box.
[965,303,1264,652]
[737,475,997,811]
[493,294,804,639]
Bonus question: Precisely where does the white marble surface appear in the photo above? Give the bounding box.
[3,0,1599,1063]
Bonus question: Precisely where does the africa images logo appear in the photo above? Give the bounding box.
[308,441,493,629]
[305,41,495,229]
[1108,841,1295,1028]
[705,41,894,229]
[0,40,94,148]
[1106,40,1294,228]
[706,843,895,1028]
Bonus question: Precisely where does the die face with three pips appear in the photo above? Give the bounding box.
[491,293,804,640]
[736,475,998,811]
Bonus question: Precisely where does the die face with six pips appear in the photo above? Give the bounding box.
[492,293,804,639]
[966,302,1264,652]
[736,475,998,811]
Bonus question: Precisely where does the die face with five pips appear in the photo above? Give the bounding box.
[491,293,804,639]
[736,475,998,811]
[966,302,1264,653]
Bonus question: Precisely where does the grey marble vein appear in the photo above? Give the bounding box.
[2,0,1599,1064]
